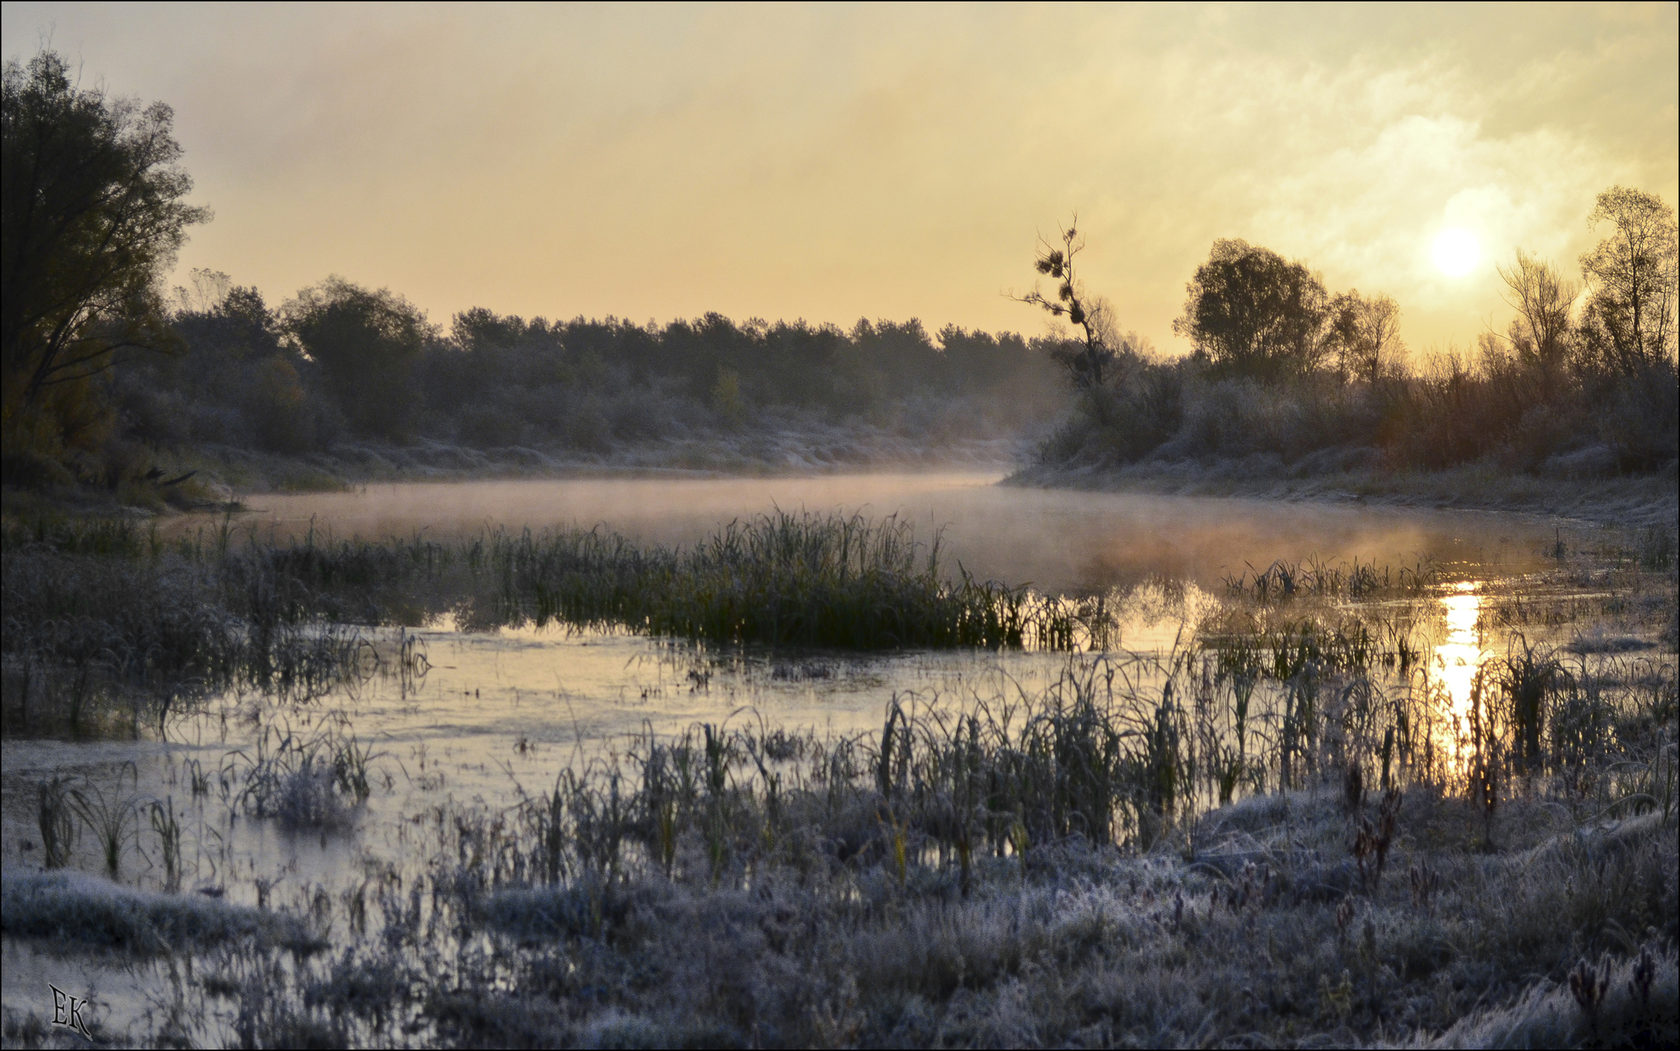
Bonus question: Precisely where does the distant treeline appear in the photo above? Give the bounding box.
[5,47,1676,502]
[1023,193,1679,480]
[91,275,1067,465]
[1037,348,1677,479]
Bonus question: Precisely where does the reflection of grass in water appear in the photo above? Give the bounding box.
[225,718,383,831]
[476,511,1081,649]
[4,518,1677,1045]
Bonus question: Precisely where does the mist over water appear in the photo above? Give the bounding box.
[229,471,1563,594]
[3,471,1638,1043]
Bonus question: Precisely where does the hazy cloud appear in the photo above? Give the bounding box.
[4,2,1673,355]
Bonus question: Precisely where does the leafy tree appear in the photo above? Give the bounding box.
[1015,220,1118,390]
[284,277,431,440]
[1578,187,1678,374]
[1174,239,1329,379]
[1324,290,1402,385]
[1,49,209,458]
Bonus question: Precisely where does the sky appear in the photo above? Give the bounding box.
[4,2,1677,359]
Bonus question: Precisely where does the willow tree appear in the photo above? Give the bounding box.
[1,49,209,457]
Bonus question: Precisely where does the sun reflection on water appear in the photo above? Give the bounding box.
[1432,580,1485,771]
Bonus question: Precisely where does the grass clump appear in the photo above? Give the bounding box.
[226,718,382,830]
[475,511,1052,649]
[0,870,320,956]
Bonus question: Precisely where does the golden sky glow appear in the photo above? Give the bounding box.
[4,3,1676,356]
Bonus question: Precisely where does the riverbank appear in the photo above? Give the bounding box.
[1007,458,1680,533]
[1,429,1035,522]
[2,491,1675,1047]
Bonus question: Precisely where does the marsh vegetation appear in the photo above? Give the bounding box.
[4,30,1676,1050]
[3,480,1675,1048]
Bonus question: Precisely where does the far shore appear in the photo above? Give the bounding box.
[6,438,1677,542]
[1007,458,1680,532]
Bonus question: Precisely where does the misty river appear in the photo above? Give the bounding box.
[1,471,1579,1034]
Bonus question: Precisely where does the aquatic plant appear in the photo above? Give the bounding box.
[475,511,1054,649]
[225,720,380,831]
[67,764,140,878]
[1493,634,1568,772]
[148,795,183,892]
[36,774,77,869]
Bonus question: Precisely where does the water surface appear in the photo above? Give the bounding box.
[227,471,1564,592]
[3,472,1594,1040]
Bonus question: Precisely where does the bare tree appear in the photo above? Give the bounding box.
[1325,290,1401,384]
[1013,219,1117,390]
[1495,250,1576,375]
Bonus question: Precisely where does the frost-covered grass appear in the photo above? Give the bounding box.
[3,517,1676,1047]
[8,622,1674,1046]
[2,511,1103,730]
[18,767,1662,1047]
[0,870,320,956]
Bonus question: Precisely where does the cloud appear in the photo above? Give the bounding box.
[4,2,1673,351]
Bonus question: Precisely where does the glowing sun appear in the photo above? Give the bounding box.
[1431,227,1482,278]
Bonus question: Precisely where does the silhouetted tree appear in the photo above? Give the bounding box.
[1495,250,1576,378]
[1578,187,1678,373]
[1015,220,1117,390]
[2,49,209,459]
[1174,239,1329,379]
[1325,290,1402,384]
[284,278,431,440]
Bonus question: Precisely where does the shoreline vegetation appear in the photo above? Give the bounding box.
[2,46,1676,1049]
[1007,459,1680,532]
[2,511,1675,1046]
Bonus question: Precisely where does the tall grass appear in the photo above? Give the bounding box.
[4,511,1118,735]
[475,511,1055,649]
[4,529,1674,1047]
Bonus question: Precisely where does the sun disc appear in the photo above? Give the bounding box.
[1432,228,1481,278]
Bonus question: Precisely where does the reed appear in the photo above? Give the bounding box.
[67,764,140,879]
[36,774,77,869]
[478,512,1049,649]
[225,720,381,831]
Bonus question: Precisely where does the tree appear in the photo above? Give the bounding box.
[1495,250,1575,377]
[1174,239,1329,379]
[2,50,209,452]
[1578,186,1678,373]
[1014,220,1118,390]
[284,278,431,440]
[1325,290,1402,385]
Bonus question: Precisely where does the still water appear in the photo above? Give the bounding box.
[230,470,1557,592]
[1,472,1580,1034]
